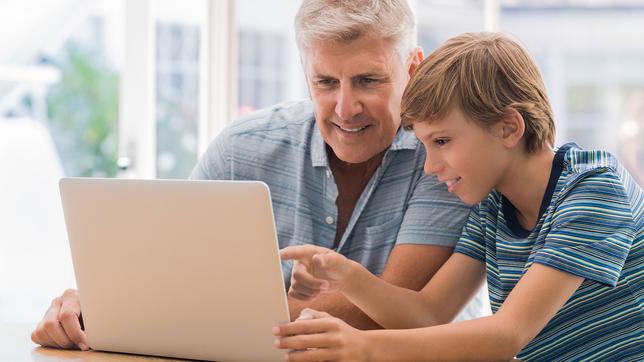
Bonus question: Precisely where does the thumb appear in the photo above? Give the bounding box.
[297,308,330,321]
[312,253,327,274]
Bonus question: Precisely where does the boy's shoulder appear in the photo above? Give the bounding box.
[561,143,620,176]
[556,143,640,208]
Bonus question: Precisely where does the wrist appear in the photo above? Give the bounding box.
[361,330,381,362]
[340,259,367,295]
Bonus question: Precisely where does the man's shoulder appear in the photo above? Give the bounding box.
[226,99,315,137]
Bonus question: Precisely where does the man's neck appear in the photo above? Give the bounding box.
[327,146,386,247]
[328,146,386,177]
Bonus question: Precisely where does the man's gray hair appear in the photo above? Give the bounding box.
[295,0,417,59]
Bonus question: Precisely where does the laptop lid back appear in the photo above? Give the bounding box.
[60,178,290,361]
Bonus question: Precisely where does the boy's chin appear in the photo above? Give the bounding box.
[459,193,487,206]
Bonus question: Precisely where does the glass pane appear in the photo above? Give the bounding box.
[0,0,123,322]
[416,0,486,53]
[154,0,205,179]
[500,0,644,184]
[236,0,307,116]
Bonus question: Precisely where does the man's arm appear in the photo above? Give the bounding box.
[288,243,453,329]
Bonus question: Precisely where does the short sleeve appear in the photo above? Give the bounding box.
[533,172,635,287]
[189,128,232,180]
[454,204,487,262]
[396,173,471,247]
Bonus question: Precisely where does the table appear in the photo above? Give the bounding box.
[1,322,193,361]
[3,322,524,361]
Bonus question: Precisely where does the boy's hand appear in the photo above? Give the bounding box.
[273,308,371,362]
[280,245,354,301]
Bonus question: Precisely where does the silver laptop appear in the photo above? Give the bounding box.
[59,178,290,362]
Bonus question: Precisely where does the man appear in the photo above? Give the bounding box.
[31,0,487,351]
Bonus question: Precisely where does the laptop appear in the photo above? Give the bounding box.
[59,178,290,362]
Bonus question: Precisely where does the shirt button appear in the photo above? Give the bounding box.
[325,216,334,225]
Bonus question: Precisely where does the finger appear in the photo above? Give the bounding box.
[280,245,327,262]
[296,308,317,321]
[312,252,346,279]
[41,302,74,348]
[288,286,319,300]
[273,317,338,337]
[59,297,89,350]
[31,321,55,347]
[31,297,63,347]
[292,263,328,291]
[286,348,336,362]
[276,333,335,350]
[300,308,330,319]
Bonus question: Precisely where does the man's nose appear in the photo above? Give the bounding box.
[335,84,363,121]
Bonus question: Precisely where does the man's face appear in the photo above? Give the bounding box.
[303,36,419,163]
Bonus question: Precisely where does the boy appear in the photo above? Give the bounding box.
[273,32,643,361]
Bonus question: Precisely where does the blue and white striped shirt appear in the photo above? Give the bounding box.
[191,100,488,320]
[455,143,643,360]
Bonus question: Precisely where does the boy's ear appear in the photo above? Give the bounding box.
[500,107,525,149]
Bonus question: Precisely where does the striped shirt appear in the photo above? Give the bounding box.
[191,99,488,320]
[455,143,643,360]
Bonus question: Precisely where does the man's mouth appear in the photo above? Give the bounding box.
[334,123,370,133]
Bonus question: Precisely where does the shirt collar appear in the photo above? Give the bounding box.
[310,125,419,168]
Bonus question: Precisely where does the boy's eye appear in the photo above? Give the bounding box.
[434,138,449,146]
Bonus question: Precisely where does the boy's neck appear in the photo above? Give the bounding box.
[497,146,556,230]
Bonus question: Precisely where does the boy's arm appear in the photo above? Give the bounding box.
[364,263,584,361]
[276,260,583,361]
[287,243,453,329]
[341,253,486,329]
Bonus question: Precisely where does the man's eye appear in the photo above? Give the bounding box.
[316,79,337,87]
[359,77,379,86]
[434,138,449,146]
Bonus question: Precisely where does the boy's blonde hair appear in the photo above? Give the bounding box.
[401,32,555,153]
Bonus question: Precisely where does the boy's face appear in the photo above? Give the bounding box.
[303,36,420,163]
[413,107,511,205]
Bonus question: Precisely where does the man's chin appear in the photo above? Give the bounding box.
[330,147,383,164]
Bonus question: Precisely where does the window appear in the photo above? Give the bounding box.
[154,1,203,179]
[236,0,307,115]
[498,0,644,183]
[2,0,641,324]
[0,0,124,322]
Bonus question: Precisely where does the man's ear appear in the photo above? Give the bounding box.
[407,47,424,77]
[501,107,525,149]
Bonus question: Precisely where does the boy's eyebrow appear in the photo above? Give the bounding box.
[421,128,448,140]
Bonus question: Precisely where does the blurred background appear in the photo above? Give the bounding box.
[1,0,643,323]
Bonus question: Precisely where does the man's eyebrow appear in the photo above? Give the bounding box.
[311,73,335,79]
[353,72,386,78]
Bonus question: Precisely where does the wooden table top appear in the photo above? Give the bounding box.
[1,322,193,362]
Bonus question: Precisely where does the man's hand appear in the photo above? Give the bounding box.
[280,245,355,301]
[31,289,89,351]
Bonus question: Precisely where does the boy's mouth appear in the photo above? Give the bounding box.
[445,177,462,191]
